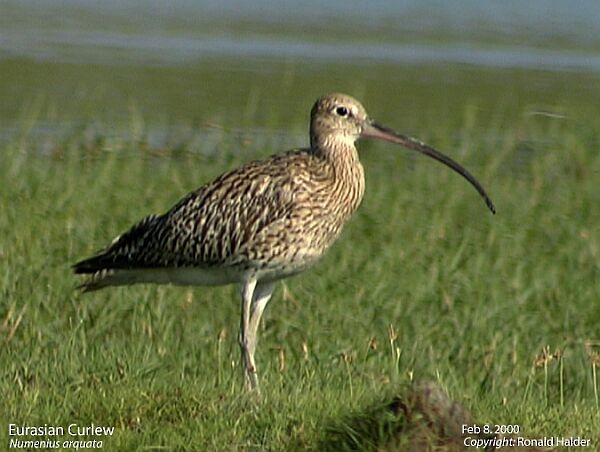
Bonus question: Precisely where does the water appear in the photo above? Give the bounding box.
[2,0,599,70]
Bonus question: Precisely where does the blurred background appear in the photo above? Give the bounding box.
[2,0,600,150]
[1,2,599,447]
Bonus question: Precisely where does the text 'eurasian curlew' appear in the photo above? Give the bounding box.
[73,93,495,391]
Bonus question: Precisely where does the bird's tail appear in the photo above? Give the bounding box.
[73,214,161,292]
[74,269,117,292]
[72,253,115,291]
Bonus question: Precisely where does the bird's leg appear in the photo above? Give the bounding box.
[239,277,259,391]
[247,282,275,359]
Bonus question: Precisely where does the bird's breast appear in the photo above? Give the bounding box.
[294,158,365,255]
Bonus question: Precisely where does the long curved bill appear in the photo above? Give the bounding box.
[362,122,496,214]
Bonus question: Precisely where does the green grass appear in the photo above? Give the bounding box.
[1,70,599,449]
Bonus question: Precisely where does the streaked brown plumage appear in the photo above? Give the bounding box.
[74,93,494,391]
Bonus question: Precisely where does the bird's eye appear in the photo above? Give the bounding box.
[335,106,349,117]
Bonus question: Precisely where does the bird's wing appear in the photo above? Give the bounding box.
[73,150,318,273]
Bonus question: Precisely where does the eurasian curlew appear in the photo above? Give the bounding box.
[73,93,495,391]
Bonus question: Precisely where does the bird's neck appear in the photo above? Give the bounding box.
[311,135,366,214]
[311,134,360,166]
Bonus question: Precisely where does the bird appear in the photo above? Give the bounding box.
[73,93,495,391]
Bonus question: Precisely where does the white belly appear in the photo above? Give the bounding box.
[107,266,243,287]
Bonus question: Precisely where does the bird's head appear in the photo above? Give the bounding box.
[310,93,368,147]
[310,93,496,214]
